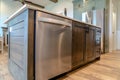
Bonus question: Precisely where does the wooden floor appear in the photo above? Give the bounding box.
[0,51,120,80]
[0,51,13,80]
[58,51,120,80]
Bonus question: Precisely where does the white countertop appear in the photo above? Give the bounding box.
[4,4,101,28]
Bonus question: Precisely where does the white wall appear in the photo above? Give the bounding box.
[107,0,119,52]
[0,0,22,35]
[116,31,120,49]
[116,1,120,50]
[45,0,73,18]
[108,0,113,52]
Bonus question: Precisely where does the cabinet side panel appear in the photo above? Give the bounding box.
[8,9,35,80]
[8,10,28,80]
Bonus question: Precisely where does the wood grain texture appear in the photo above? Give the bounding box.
[8,10,27,80]
[8,9,35,80]
[72,23,86,68]
[85,27,95,62]
[57,51,120,80]
[0,51,120,80]
[10,37,24,46]
[27,9,35,80]
[10,28,24,37]
[72,22,98,69]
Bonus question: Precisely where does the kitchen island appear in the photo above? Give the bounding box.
[5,4,101,80]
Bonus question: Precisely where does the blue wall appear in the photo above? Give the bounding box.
[73,0,106,20]
[0,0,22,36]
[45,0,73,18]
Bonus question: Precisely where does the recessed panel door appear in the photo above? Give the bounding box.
[85,28,95,62]
[72,25,86,68]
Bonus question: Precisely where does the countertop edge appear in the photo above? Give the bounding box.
[4,5,27,24]
[4,4,101,28]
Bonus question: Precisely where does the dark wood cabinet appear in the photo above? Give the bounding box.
[85,27,95,62]
[72,22,101,69]
[72,23,86,68]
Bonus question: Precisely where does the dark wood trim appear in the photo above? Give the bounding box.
[103,8,106,53]
[50,0,58,3]
[27,9,35,80]
[25,1,44,8]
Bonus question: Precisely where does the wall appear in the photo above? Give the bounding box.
[111,0,117,51]
[0,0,22,35]
[73,0,106,53]
[0,0,1,27]
[116,0,120,50]
[104,0,110,53]
[73,0,106,20]
[106,0,119,52]
[108,0,114,52]
[106,0,120,52]
[45,0,73,18]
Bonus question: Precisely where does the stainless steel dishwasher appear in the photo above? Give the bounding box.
[35,11,72,80]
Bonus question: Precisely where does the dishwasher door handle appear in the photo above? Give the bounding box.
[38,17,72,27]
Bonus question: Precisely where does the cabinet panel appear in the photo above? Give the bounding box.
[72,24,85,68]
[10,37,24,46]
[8,12,26,80]
[85,28,95,62]
[72,22,101,69]
[8,9,35,80]
[10,28,24,37]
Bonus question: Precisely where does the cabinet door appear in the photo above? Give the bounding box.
[72,26,85,68]
[85,28,95,62]
[36,12,72,80]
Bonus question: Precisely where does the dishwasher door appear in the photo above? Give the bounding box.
[35,12,72,80]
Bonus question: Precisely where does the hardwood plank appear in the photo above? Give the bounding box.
[57,51,120,80]
[0,51,120,80]
[72,25,85,68]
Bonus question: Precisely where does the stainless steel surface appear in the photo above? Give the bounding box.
[38,17,72,27]
[35,12,72,80]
